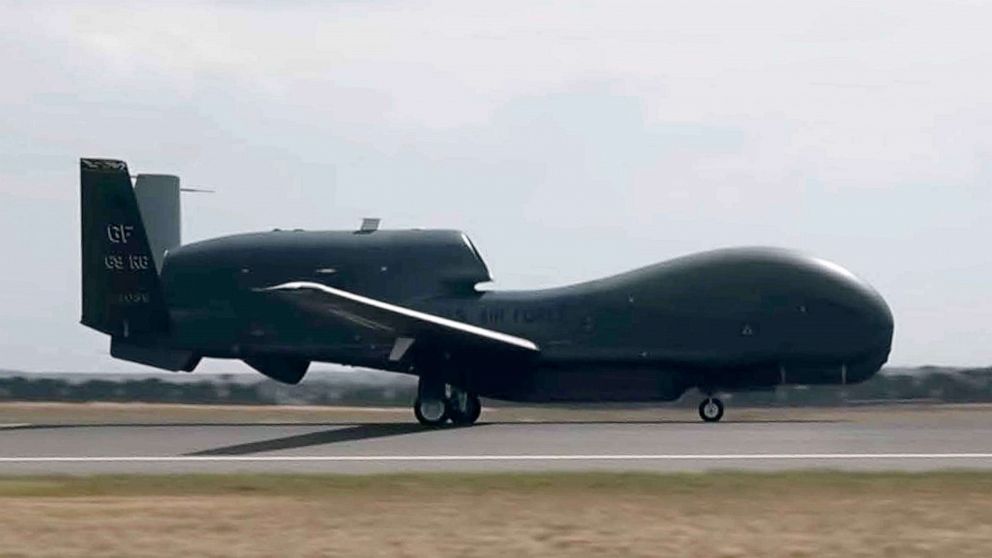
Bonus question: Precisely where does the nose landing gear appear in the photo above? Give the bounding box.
[698,397,724,422]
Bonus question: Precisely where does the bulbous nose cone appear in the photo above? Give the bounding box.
[858,284,894,353]
[688,247,894,378]
[802,255,894,381]
[814,257,891,329]
[643,247,894,384]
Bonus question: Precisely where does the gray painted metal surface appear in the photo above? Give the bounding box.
[78,159,895,413]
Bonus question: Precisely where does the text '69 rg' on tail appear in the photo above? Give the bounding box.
[79,158,170,338]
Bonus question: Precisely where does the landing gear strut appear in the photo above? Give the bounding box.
[447,389,482,426]
[414,377,481,427]
[698,397,724,422]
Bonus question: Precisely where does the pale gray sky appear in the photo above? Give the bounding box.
[1,0,989,371]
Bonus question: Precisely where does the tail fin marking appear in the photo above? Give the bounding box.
[80,158,169,336]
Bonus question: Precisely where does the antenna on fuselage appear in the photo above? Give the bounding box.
[356,217,381,234]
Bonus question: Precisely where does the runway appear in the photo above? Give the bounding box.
[2,405,992,474]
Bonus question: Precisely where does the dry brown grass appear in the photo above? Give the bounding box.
[0,472,990,557]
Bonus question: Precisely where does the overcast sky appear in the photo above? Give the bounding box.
[1,0,989,372]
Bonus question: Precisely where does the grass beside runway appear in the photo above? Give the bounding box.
[0,471,991,557]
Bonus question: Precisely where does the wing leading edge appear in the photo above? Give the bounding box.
[259,281,539,356]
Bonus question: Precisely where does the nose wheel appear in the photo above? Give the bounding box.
[698,397,724,422]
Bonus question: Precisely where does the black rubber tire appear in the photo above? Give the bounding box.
[698,397,724,422]
[414,397,448,427]
[448,393,482,426]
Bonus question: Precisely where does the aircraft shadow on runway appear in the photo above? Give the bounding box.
[481,419,841,425]
[186,423,428,456]
[184,418,842,456]
[0,422,361,430]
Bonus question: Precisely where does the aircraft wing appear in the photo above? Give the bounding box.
[259,281,539,359]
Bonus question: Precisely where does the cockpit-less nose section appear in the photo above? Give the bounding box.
[80,158,894,424]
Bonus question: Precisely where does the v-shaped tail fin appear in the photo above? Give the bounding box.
[80,158,169,337]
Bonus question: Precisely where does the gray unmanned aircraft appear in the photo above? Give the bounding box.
[81,158,894,424]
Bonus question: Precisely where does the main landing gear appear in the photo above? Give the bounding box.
[414,378,482,428]
[698,397,725,423]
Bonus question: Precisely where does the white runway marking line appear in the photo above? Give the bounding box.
[0,453,992,463]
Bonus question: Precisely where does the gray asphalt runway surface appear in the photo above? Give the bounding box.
[2,407,992,474]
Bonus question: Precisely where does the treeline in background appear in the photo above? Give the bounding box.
[0,366,990,407]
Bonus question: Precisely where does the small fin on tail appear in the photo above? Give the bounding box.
[133,173,181,273]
